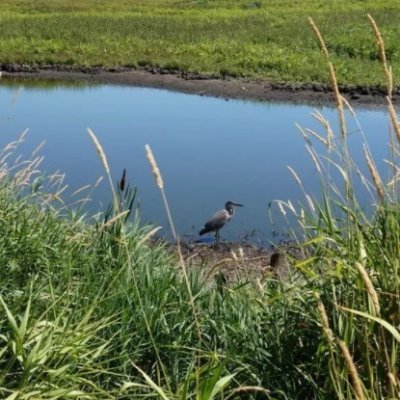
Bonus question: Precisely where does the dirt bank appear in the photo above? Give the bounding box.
[1,64,398,106]
[162,239,309,284]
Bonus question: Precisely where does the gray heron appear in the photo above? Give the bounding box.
[199,201,243,244]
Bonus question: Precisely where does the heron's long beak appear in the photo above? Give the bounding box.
[233,203,244,207]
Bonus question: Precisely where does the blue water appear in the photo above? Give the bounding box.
[0,80,391,244]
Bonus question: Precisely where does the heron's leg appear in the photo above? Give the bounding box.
[215,230,220,247]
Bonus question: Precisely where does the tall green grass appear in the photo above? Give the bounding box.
[0,131,325,399]
[276,16,400,399]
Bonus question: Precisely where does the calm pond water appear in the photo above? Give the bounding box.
[0,80,391,245]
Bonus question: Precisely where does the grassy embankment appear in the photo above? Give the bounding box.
[1,9,400,400]
[0,0,400,87]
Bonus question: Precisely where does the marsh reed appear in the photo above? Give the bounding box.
[289,15,400,400]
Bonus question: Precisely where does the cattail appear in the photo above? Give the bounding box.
[363,145,385,202]
[355,261,381,316]
[308,17,329,61]
[338,340,365,400]
[119,168,127,192]
[145,144,164,189]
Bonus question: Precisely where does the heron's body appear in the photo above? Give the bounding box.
[199,201,243,244]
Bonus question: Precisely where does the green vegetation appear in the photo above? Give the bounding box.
[0,0,400,87]
[0,134,324,398]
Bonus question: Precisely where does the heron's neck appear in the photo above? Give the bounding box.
[226,206,234,215]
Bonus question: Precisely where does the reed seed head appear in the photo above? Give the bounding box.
[87,128,119,212]
[355,261,381,317]
[315,294,334,346]
[287,165,302,186]
[338,340,365,400]
[308,17,329,61]
[306,145,322,175]
[87,128,111,177]
[305,194,315,214]
[388,372,398,388]
[145,144,164,190]
[277,201,286,216]
[368,14,392,97]
[368,14,387,66]
[328,62,347,138]
[363,145,385,202]
[386,96,400,145]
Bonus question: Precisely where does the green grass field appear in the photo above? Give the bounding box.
[0,0,400,86]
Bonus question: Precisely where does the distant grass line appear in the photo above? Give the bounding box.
[0,0,400,86]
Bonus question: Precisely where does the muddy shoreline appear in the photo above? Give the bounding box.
[1,64,398,106]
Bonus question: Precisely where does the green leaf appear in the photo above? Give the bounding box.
[120,382,148,391]
[208,374,236,400]
[18,293,32,343]
[132,363,170,400]
[201,364,224,399]
[0,296,19,336]
[339,306,400,343]
[5,392,19,400]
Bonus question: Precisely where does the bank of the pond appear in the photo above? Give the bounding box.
[2,66,399,106]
